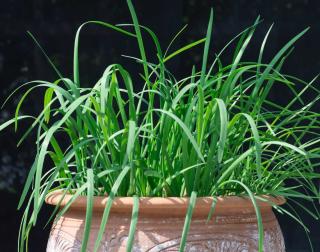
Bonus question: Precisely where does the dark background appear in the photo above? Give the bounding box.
[1,0,320,251]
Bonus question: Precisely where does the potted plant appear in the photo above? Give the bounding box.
[1,0,320,251]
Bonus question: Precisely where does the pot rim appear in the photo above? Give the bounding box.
[45,190,286,211]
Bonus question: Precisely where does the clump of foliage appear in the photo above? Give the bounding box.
[1,0,320,251]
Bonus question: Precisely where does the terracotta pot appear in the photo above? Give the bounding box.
[45,191,286,252]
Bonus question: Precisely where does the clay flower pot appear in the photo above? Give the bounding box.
[45,191,286,252]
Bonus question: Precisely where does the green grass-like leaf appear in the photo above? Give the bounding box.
[126,196,139,251]
[81,169,94,252]
[179,191,197,252]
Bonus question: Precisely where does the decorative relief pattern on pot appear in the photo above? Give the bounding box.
[101,234,144,252]
[263,223,285,252]
[148,237,251,252]
[47,230,83,252]
[214,214,260,224]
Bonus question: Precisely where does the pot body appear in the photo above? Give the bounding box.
[46,193,285,252]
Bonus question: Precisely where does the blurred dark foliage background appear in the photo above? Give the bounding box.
[1,0,320,251]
